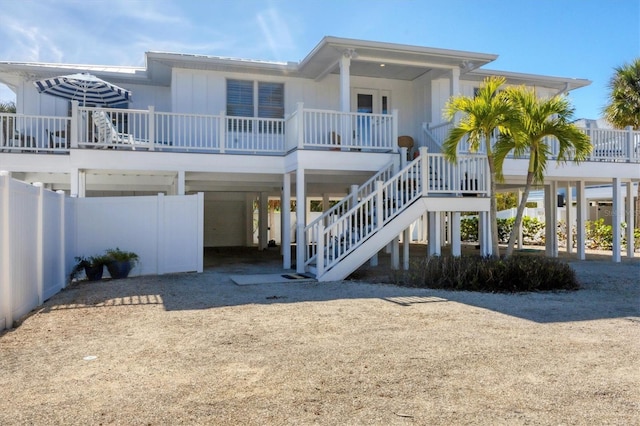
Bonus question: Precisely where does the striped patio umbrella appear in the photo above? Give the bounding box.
[33,73,131,106]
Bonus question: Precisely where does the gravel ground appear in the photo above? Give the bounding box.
[0,248,638,425]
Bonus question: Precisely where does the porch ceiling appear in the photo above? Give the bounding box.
[297,36,498,81]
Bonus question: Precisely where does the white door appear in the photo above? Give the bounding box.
[351,89,391,149]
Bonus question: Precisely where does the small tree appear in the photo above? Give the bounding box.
[443,76,517,257]
[495,87,591,257]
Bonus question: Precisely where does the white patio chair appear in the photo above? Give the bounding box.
[92,110,148,150]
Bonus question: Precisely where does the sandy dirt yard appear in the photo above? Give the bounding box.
[0,250,638,425]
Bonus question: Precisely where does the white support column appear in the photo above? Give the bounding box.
[576,180,586,260]
[612,178,622,263]
[175,170,185,196]
[70,168,79,198]
[339,50,354,113]
[350,184,359,209]
[296,167,306,273]
[322,193,330,212]
[479,211,489,257]
[282,173,291,269]
[403,227,410,270]
[391,237,400,269]
[245,194,255,247]
[259,192,268,250]
[450,67,461,97]
[78,170,86,198]
[451,211,461,256]
[544,181,558,257]
[565,182,573,254]
[428,211,442,256]
[626,181,636,258]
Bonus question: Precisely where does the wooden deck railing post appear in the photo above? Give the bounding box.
[392,109,398,153]
[296,102,304,150]
[419,147,428,193]
[70,101,79,148]
[219,111,226,153]
[626,125,634,161]
[148,106,155,151]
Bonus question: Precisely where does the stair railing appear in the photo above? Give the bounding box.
[304,160,396,268]
[315,153,425,276]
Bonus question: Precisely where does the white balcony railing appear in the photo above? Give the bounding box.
[1,103,398,155]
[423,121,640,163]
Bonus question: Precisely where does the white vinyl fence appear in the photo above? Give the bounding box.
[1,174,203,330]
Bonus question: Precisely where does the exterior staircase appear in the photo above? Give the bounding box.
[304,147,489,281]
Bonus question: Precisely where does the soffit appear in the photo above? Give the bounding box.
[297,36,499,81]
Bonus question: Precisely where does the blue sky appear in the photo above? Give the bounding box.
[0,0,638,119]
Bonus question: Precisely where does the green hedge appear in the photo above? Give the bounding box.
[461,216,638,251]
[393,255,579,293]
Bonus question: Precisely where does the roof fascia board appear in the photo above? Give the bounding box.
[467,68,591,90]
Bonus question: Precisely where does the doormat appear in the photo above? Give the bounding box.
[281,273,314,280]
[231,273,316,286]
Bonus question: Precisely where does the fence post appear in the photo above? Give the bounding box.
[316,223,324,277]
[219,111,226,153]
[156,193,165,275]
[148,105,155,151]
[196,192,204,273]
[57,190,67,288]
[70,100,79,148]
[297,102,304,150]
[34,182,44,305]
[0,172,12,329]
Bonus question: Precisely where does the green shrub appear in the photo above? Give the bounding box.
[394,255,579,293]
[461,217,479,241]
[585,218,614,250]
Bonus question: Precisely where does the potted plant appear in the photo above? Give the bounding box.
[104,248,139,279]
[70,254,109,282]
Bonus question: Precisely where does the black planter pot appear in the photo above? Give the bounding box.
[84,264,104,281]
[106,260,133,279]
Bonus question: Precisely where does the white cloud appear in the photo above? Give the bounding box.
[256,8,295,61]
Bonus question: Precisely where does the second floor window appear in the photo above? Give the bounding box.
[227,80,284,133]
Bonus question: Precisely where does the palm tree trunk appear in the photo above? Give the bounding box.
[486,152,500,257]
[506,172,535,257]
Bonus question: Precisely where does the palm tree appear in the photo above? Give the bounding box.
[603,59,640,227]
[603,58,640,130]
[495,87,591,257]
[443,76,515,257]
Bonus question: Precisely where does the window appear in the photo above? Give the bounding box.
[227,79,284,133]
[226,79,254,117]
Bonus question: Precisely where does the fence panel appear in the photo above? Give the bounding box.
[0,175,203,330]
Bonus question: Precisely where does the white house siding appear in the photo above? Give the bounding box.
[170,69,418,137]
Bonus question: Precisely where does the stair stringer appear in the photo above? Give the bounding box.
[316,198,430,282]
